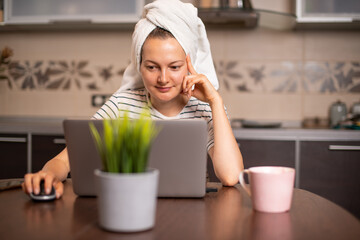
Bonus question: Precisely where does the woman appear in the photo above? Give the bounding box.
[22,0,243,199]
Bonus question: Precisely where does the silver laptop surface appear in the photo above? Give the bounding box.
[63,119,207,198]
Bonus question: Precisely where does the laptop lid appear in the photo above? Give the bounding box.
[63,119,207,198]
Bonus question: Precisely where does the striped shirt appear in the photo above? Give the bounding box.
[93,88,215,151]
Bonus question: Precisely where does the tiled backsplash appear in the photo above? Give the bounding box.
[303,62,360,93]
[217,60,360,94]
[5,60,126,91]
[0,28,359,122]
[5,60,359,94]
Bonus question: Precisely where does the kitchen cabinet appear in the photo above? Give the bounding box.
[237,139,296,169]
[207,155,218,182]
[0,134,27,179]
[295,0,360,29]
[299,140,360,219]
[3,0,143,24]
[1,0,144,31]
[0,134,67,179]
[207,139,296,183]
[31,134,66,173]
[2,0,259,30]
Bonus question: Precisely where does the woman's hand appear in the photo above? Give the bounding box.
[182,55,220,106]
[22,170,63,199]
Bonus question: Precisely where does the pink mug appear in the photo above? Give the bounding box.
[239,166,295,213]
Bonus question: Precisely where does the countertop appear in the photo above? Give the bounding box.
[0,117,359,141]
[0,117,66,135]
[233,128,360,141]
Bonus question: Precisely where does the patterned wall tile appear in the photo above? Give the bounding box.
[303,61,360,93]
[2,59,360,94]
[215,60,302,93]
[2,60,127,91]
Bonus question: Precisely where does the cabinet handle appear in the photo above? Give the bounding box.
[329,145,360,151]
[0,137,27,143]
[49,19,92,24]
[53,138,66,145]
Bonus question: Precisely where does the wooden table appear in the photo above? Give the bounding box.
[0,180,359,240]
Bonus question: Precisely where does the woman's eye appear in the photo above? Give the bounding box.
[146,66,156,70]
[170,66,180,70]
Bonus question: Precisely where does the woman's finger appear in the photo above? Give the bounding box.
[183,74,196,92]
[44,174,55,194]
[187,78,205,98]
[32,173,43,195]
[182,75,188,94]
[186,55,197,75]
[23,173,33,194]
[53,181,64,199]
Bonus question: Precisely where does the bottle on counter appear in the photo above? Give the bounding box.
[351,100,360,116]
[329,100,347,128]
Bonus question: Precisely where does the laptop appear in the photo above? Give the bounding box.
[63,119,207,198]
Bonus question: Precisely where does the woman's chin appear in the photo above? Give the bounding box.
[150,91,184,104]
[153,94,176,103]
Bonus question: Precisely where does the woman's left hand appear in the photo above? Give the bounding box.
[182,55,220,105]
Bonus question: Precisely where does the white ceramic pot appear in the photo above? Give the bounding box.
[94,168,159,232]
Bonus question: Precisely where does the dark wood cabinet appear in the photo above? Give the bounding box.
[207,139,296,182]
[299,141,360,219]
[31,135,66,173]
[207,155,218,182]
[237,139,296,169]
[0,134,66,179]
[0,134,28,179]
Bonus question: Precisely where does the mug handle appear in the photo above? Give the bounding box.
[239,169,251,196]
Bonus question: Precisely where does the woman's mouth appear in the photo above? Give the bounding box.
[156,86,172,93]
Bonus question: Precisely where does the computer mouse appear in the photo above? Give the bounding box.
[29,180,56,201]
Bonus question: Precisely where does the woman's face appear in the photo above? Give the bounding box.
[140,37,187,106]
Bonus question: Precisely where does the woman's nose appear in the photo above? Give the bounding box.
[157,69,169,85]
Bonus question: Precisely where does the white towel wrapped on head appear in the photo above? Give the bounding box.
[119,0,219,91]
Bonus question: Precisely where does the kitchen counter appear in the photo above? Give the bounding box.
[0,117,67,135]
[0,117,359,140]
[233,128,360,141]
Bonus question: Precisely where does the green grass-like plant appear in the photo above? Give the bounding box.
[89,110,160,173]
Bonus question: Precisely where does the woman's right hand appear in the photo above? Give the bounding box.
[22,170,63,199]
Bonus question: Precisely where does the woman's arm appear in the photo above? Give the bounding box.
[183,55,243,186]
[22,147,70,199]
[207,97,243,186]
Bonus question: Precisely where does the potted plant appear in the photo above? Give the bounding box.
[89,110,160,232]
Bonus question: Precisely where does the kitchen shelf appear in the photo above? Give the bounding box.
[198,8,259,28]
